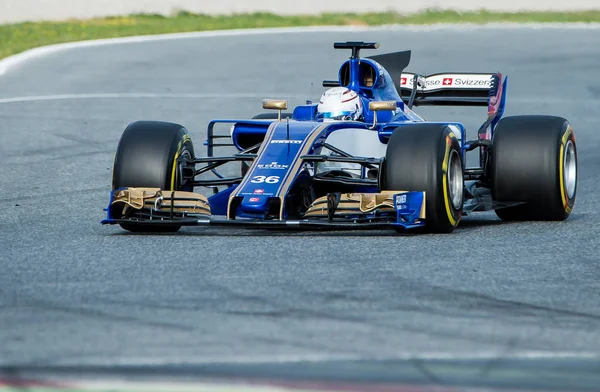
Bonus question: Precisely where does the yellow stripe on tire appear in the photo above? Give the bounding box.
[441,134,457,227]
[170,134,191,191]
[559,125,573,213]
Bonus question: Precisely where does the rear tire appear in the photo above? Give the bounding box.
[382,124,463,233]
[112,121,195,233]
[491,115,577,221]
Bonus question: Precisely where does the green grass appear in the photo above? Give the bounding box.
[1,9,600,60]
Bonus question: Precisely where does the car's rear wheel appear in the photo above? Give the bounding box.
[491,115,577,221]
[112,121,195,233]
[381,124,463,233]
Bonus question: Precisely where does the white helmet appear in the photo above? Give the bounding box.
[317,87,363,122]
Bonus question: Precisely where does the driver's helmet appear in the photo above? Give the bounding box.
[316,87,363,122]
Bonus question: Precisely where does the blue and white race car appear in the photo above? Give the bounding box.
[102,41,577,234]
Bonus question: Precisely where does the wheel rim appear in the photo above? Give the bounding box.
[448,149,463,210]
[564,140,577,199]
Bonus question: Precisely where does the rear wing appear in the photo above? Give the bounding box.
[400,72,508,141]
[400,72,499,107]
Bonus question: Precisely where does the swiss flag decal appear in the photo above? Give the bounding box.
[442,78,453,86]
[400,77,407,85]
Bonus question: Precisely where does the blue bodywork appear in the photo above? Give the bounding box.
[102,42,509,230]
[202,54,507,224]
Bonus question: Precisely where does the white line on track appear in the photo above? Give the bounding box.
[55,381,319,392]
[35,351,600,367]
[0,93,306,104]
[1,94,596,106]
[0,26,369,76]
[1,23,600,76]
[10,351,600,391]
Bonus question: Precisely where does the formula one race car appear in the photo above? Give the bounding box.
[101,41,577,234]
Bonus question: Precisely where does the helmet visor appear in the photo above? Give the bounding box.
[317,110,355,121]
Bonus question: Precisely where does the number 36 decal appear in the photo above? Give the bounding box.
[251,175,280,184]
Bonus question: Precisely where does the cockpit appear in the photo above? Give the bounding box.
[338,60,379,96]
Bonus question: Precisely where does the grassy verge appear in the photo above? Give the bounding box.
[2,9,600,60]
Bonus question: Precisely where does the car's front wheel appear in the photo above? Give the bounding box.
[112,121,195,232]
[381,124,463,233]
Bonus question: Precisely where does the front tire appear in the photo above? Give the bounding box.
[491,115,577,221]
[112,121,195,232]
[382,124,463,233]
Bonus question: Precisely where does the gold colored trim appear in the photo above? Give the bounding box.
[112,187,211,216]
[303,191,426,219]
[262,99,288,110]
[368,101,397,111]
[420,193,426,219]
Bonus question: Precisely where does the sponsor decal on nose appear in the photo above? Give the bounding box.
[271,140,302,144]
[257,162,289,170]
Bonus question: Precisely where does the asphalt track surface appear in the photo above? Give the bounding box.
[1,26,600,390]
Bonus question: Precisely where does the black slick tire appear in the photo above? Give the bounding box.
[491,115,577,221]
[382,124,463,233]
[112,121,195,233]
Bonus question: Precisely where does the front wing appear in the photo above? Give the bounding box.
[101,188,426,231]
